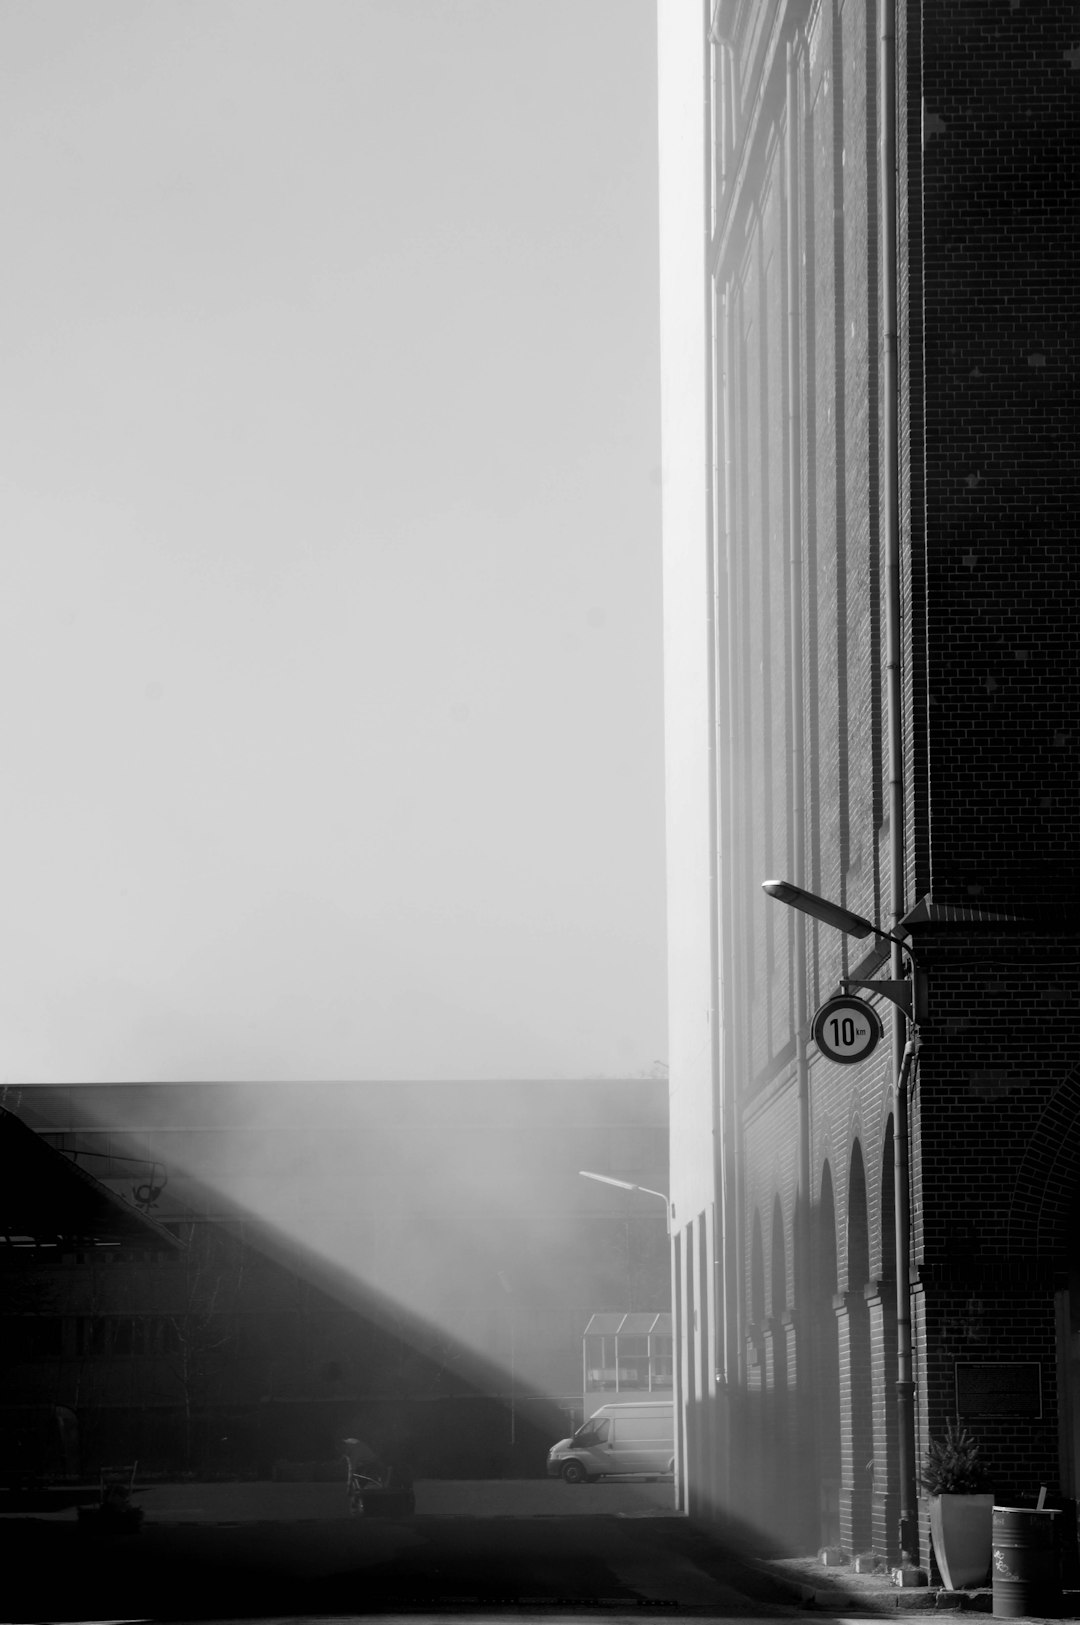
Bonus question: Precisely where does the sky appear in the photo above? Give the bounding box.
[0,0,666,1084]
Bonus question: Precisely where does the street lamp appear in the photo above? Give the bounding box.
[763,877,921,1572]
[579,1170,670,1206]
[579,1170,672,1230]
[579,1171,675,1412]
[761,878,879,938]
[762,878,926,1021]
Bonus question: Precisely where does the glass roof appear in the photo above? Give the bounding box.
[584,1311,672,1336]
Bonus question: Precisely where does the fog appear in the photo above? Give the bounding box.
[0,0,665,1084]
[17,1077,671,1472]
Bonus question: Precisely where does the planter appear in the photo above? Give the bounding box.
[930,1493,994,1589]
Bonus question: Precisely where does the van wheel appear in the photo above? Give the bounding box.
[562,1460,587,1484]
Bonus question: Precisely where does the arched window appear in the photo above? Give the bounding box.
[814,1161,841,1549]
[881,1118,896,1284]
[847,1139,869,1290]
[771,1193,787,1317]
[750,1208,766,1326]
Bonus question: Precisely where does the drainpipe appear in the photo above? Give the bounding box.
[720,286,741,1408]
[707,273,734,1509]
[894,1028,919,1566]
[705,268,724,1521]
[879,0,919,1570]
[789,41,812,1547]
[702,10,728,1523]
[786,39,814,1540]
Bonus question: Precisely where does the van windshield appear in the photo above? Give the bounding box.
[574,1418,610,1445]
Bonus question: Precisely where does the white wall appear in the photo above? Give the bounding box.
[658,0,714,1229]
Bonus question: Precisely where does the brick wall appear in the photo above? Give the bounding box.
[918,0,1078,909]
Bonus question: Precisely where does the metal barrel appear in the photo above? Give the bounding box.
[992,1506,1061,1618]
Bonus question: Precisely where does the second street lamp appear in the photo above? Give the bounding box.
[578,1170,672,1232]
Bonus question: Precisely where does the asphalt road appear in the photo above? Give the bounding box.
[1,1478,802,1623]
[134,1474,679,1521]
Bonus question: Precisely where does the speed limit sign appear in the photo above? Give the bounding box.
[812,995,883,1065]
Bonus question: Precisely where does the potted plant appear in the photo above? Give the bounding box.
[920,1421,993,1589]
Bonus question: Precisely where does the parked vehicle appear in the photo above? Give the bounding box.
[546,1400,674,1484]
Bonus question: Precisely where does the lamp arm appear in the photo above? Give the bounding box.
[872,928,921,966]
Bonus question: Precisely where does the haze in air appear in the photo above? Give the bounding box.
[0,0,665,1085]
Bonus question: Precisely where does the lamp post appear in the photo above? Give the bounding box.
[762,880,926,1023]
[578,1170,673,1306]
[763,878,923,1571]
[579,1172,674,1413]
[578,1170,671,1221]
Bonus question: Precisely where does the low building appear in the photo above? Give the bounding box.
[0,1103,180,1482]
[2,1080,669,1480]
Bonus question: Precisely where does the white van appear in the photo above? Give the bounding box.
[546,1400,675,1483]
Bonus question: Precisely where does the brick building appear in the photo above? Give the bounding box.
[658,0,1078,1571]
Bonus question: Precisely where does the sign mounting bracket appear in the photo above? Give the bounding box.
[840,977,913,1019]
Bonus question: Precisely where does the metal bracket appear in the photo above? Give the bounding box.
[841,978,912,1018]
[841,968,928,1023]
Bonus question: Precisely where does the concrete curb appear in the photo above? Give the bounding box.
[748,1563,996,1613]
[752,1562,1080,1618]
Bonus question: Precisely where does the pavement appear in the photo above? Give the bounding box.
[749,1552,1080,1619]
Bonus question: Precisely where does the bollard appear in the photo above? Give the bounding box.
[992,1505,1061,1618]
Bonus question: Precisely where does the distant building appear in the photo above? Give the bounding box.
[0,1104,180,1482]
[659,0,1079,1571]
[2,1080,668,1479]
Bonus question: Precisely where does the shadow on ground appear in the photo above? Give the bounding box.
[0,1508,806,1622]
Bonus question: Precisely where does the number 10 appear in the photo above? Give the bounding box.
[829,1016,858,1047]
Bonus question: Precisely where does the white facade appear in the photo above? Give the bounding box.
[657,0,722,1517]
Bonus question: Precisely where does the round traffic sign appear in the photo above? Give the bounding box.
[812,995,883,1065]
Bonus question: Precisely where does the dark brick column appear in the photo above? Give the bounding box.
[867,1279,900,1562]
[781,1308,820,1551]
[745,1326,766,1529]
[835,1289,874,1555]
[763,1314,794,1543]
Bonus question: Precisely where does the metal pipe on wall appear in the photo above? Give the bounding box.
[785,34,809,1339]
[702,8,728,1524]
[720,284,742,1410]
[704,251,725,1527]
[706,262,739,1521]
[786,40,815,1547]
[879,0,919,1570]
[784,37,808,1237]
